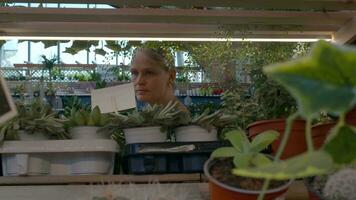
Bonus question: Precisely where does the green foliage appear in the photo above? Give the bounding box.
[211,130,279,168]
[0,100,69,142]
[0,40,5,49]
[66,106,109,127]
[324,125,356,164]
[63,96,91,117]
[264,41,356,118]
[227,41,356,200]
[64,40,99,55]
[221,87,258,129]
[101,101,182,135]
[233,151,333,180]
[41,55,58,81]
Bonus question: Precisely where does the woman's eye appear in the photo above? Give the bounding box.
[146,71,155,75]
[131,71,138,77]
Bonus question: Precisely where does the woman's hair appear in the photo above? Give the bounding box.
[131,48,174,71]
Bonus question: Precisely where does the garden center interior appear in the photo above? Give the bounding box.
[0,1,355,200]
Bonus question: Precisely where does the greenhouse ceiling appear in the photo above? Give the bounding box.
[0,0,355,43]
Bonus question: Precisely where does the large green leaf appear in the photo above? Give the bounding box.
[232,151,333,180]
[324,125,356,164]
[264,41,356,118]
[233,153,251,168]
[211,147,239,158]
[250,130,279,153]
[225,130,250,153]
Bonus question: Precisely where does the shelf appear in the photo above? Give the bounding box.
[0,174,202,185]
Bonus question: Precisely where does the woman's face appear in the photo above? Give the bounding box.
[131,52,173,105]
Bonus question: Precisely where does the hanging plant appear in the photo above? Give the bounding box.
[0,40,5,48]
[94,48,107,56]
[64,40,99,55]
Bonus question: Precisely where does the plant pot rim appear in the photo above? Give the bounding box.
[203,158,293,195]
[312,122,337,128]
[123,126,161,131]
[175,125,216,130]
[247,118,305,129]
[70,126,100,130]
[304,177,325,200]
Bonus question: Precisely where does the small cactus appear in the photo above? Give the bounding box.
[323,168,356,200]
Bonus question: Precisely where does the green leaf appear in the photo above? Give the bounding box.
[251,153,272,167]
[225,130,250,153]
[0,40,5,48]
[233,153,251,168]
[211,147,238,158]
[324,125,356,164]
[233,151,333,180]
[264,41,356,118]
[250,130,279,153]
[94,48,107,56]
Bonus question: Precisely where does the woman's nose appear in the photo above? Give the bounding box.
[135,74,146,85]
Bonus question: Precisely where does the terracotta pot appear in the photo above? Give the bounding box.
[247,119,306,159]
[311,122,336,149]
[204,158,292,200]
[346,108,356,125]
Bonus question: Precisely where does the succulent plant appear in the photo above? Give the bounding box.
[100,101,182,135]
[174,108,235,132]
[66,106,109,127]
[0,100,69,142]
[211,130,279,168]
[323,168,356,200]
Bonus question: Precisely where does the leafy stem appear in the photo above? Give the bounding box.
[274,112,299,161]
[306,118,314,152]
[257,179,271,200]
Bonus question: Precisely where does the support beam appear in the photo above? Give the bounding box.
[1,0,356,10]
[333,17,356,44]
[0,22,333,39]
[0,7,354,26]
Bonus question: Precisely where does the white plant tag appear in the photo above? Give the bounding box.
[91,83,136,113]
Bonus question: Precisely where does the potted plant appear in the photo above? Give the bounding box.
[0,100,69,176]
[66,106,110,140]
[174,109,235,142]
[243,43,312,159]
[227,41,356,200]
[204,130,292,200]
[101,101,181,144]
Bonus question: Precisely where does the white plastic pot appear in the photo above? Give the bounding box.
[71,152,114,175]
[18,130,48,140]
[70,126,110,139]
[175,125,217,142]
[4,131,51,176]
[123,126,167,144]
[3,153,50,176]
[0,140,119,176]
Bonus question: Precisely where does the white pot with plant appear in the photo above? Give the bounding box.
[101,101,181,144]
[0,101,69,176]
[67,106,110,140]
[174,109,235,142]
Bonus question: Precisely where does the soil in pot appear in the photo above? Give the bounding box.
[210,158,287,191]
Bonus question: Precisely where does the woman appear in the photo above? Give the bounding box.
[130,48,189,112]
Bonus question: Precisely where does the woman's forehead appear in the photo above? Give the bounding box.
[131,52,165,70]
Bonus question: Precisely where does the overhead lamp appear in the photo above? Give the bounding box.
[0,36,331,42]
